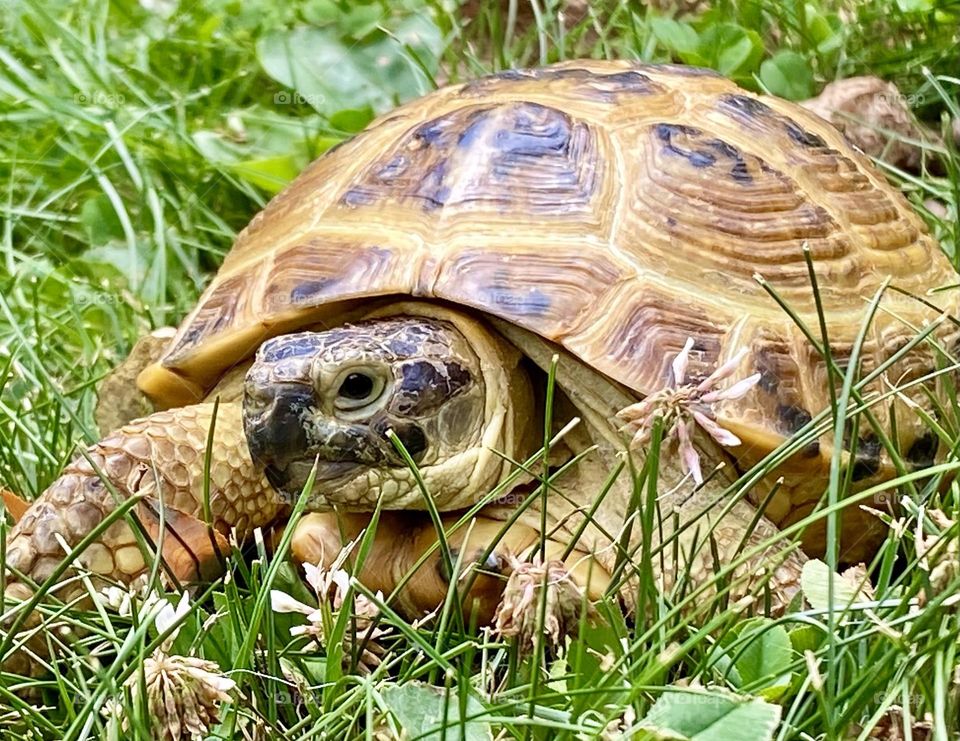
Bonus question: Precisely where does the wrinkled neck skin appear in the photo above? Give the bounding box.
[487,319,739,576]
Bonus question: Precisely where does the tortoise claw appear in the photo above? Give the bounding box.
[436,547,508,584]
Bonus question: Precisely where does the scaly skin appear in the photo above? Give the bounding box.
[2,402,280,675]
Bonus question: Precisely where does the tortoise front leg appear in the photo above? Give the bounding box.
[2,402,281,674]
[289,510,611,625]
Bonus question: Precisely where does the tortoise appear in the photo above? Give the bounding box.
[3,60,957,667]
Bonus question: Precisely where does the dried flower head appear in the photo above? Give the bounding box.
[599,704,638,740]
[617,338,760,483]
[271,545,389,671]
[840,563,876,602]
[126,651,237,741]
[112,591,236,741]
[493,555,591,653]
[100,697,126,727]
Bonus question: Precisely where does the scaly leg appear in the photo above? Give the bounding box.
[2,402,281,675]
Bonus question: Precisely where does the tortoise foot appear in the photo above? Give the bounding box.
[289,510,612,627]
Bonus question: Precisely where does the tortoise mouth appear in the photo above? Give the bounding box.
[244,384,385,495]
[264,459,363,497]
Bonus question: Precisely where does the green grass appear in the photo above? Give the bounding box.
[2,0,960,738]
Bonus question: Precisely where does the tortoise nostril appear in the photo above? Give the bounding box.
[372,419,428,463]
[243,383,316,469]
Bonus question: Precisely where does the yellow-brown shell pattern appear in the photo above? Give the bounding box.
[141,60,958,469]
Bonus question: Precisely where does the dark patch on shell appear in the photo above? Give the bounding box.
[480,269,553,319]
[289,278,337,307]
[645,62,722,77]
[419,162,450,211]
[718,94,828,150]
[270,244,395,313]
[595,70,659,91]
[654,123,753,184]
[376,154,409,180]
[530,67,663,100]
[460,69,529,92]
[340,101,597,214]
[719,93,776,120]
[434,245,623,336]
[784,121,827,149]
[459,65,665,100]
[656,123,713,168]
[490,104,573,157]
[416,117,451,145]
[341,188,375,207]
[170,274,246,358]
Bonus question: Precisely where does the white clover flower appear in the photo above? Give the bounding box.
[154,591,192,649]
[617,338,761,484]
[96,574,155,617]
[106,591,236,741]
[270,542,390,671]
[126,651,237,741]
[98,585,130,612]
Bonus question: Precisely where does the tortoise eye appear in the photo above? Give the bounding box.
[340,372,374,400]
[335,371,386,412]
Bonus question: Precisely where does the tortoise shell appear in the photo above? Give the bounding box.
[138,60,957,471]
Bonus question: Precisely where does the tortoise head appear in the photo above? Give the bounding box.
[243,313,535,509]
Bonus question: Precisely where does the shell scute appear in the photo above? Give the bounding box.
[265,240,409,311]
[339,102,601,217]
[460,65,668,102]
[433,244,626,338]
[564,282,727,394]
